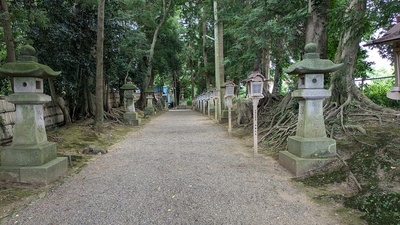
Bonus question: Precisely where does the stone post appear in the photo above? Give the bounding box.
[279,43,343,176]
[0,45,67,185]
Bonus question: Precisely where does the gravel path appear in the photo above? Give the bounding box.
[2,110,341,225]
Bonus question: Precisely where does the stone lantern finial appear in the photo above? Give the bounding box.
[18,45,38,62]
[285,43,343,75]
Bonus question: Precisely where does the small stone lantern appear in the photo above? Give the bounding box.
[207,89,213,118]
[0,45,67,185]
[144,90,155,116]
[179,89,187,107]
[121,78,140,126]
[221,77,236,133]
[213,87,219,122]
[202,92,207,114]
[279,43,343,176]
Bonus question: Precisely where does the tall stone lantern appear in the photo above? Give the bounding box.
[0,45,67,185]
[121,78,140,126]
[279,43,343,176]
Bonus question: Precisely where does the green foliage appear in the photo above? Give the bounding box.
[294,167,348,187]
[221,0,307,82]
[362,78,400,108]
[344,192,400,224]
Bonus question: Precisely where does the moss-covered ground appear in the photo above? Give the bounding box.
[294,125,400,225]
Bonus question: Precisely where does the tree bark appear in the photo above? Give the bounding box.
[272,65,282,95]
[48,78,72,125]
[0,0,15,63]
[330,0,367,105]
[145,0,173,90]
[201,3,210,89]
[263,48,271,93]
[94,0,105,132]
[305,0,330,59]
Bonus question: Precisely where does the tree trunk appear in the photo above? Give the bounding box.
[217,21,224,109]
[0,0,15,93]
[0,0,15,63]
[263,48,271,93]
[330,0,367,105]
[305,0,330,59]
[145,0,173,90]
[94,0,105,132]
[272,65,282,95]
[201,3,211,89]
[48,78,72,125]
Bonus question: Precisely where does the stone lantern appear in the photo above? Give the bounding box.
[212,87,219,122]
[207,88,213,118]
[144,90,155,116]
[364,16,400,100]
[179,89,187,107]
[202,92,207,114]
[0,45,67,185]
[121,78,140,126]
[221,77,236,133]
[279,43,343,176]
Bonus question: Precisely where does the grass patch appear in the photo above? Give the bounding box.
[295,166,348,187]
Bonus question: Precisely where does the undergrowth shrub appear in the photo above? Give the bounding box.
[362,78,400,108]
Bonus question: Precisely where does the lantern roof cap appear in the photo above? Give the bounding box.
[364,16,400,46]
[284,43,343,75]
[221,76,236,88]
[243,71,265,82]
[0,45,60,78]
[121,78,137,90]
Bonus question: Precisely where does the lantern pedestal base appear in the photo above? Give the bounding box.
[123,112,141,126]
[0,141,68,185]
[1,142,58,166]
[220,109,236,123]
[144,107,155,116]
[287,136,336,158]
[0,157,67,185]
[278,151,336,177]
[279,135,336,176]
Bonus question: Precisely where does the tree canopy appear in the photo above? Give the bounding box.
[0,0,399,121]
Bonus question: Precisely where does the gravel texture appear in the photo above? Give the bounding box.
[2,109,341,225]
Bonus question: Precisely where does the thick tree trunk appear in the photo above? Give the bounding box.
[272,65,282,95]
[0,0,15,93]
[305,0,329,59]
[263,48,271,93]
[48,79,72,125]
[202,5,211,89]
[94,0,105,132]
[145,0,172,90]
[330,0,367,105]
[0,0,15,63]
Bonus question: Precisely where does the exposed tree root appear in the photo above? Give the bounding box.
[336,152,363,191]
[253,89,400,155]
[103,108,125,124]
